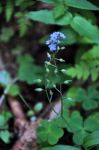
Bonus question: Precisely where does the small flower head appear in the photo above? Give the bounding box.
[48,43,56,52]
[46,32,66,52]
[50,32,65,41]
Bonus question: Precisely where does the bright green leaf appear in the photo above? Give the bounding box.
[68,111,83,132]
[84,113,99,132]
[0,130,11,143]
[53,0,66,19]
[84,130,99,149]
[73,130,88,145]
[0,116,5,127]
[8,84,20,96]
[37,120,64,145]
[42,145,81,150]
[65,0,99,10]
[26,10,72,25]
[71,15,99,44]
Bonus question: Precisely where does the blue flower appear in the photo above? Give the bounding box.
[46,32,66,52]
[48,43,56,52]
[50,32,65,41]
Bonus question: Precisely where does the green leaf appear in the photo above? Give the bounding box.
[88,86,99,100]
[81,45,99,60]
[37,120,64,145]
[84,113,99,132]
[5,0,13,22]
[0,115,5,127]
[66,62,90,80]
[73,130,88,145]
[91,68,98,81]
[16,12,30,37]
[38,0,99,11]
[17,55,44,84]
[37,0,53,3]
[0,111,12,127]
[15,0,33,9]
[71,15,99,44]
[84,130,99,149]
[0,70,11,86]
[75,87,99,110]
[42,145,81,150]
[18,55,66,86]
[53,0,66,19]
[17,54,33,64]
[67,46,99,81]
[61,28,78,45]
[63,97,76,108]
[2,111,12,123]
[66,67,76,78]
[0,27,14,43]
[26,10,72,25]
[68,111,83,133]
[0,130,11,143]
[64,0,99,10]
[83,100,98,110]
[8,84,20,96]
[18,61,35,84]
[66,87,79,98]
[76,88,87,102]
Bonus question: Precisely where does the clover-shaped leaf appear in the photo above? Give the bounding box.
[68,111,83,133]
[63,97,76,109]
[84,130,99,149]
[82,100,97,110]
[75,87,99,110]
[84,113,99,132]
[37,120,64,145]
[73,129,88,145]
[76,88,87,102]
[53,112,69,129]
[66,111,87,145]
[87,86,99,100]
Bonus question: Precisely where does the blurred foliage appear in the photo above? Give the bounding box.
[66,45,99,81]
[42,145,80,150]
[0,0,99,149]
[38,87,99,148]
[0,111,12,143]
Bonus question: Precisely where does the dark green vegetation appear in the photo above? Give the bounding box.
[0,0,99,150]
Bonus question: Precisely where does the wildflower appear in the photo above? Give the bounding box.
[46,32,66,52]
[50,32,65,41]
[48,43,56,51]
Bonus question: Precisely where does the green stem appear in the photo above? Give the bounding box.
[45,86,59,117]
[19,94,33,111]
[52,55,64,116]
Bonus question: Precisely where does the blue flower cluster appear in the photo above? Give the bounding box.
[46,32,66,52]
